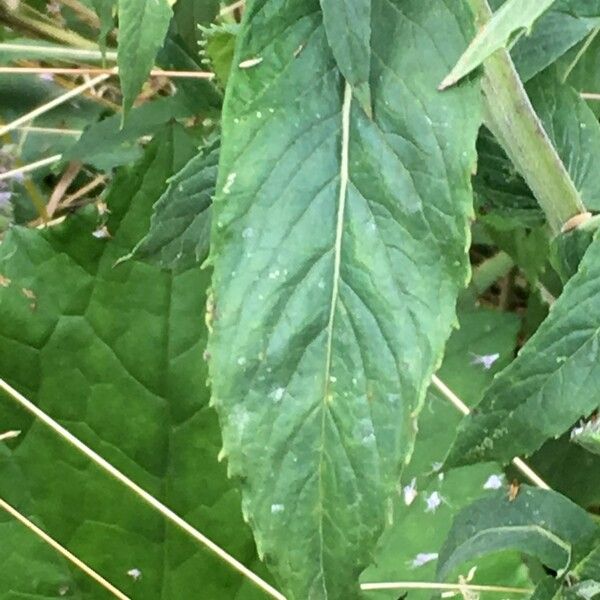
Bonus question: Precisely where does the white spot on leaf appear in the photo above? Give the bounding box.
[222,172,237,195]
[471,352,500,370]
[425,491,443,512]
[483,474,504,490]
[403,477,417,506]
[127,568,142,581]
[411,552,438,568]
[239,57,263,69]
[270,387,285,403]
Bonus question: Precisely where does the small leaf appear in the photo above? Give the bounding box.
[437,487,598,582]
[440,0,556,90]
[117,0,173,114]
[319,0,372,116]
[446,234,600,468]
[130,138,218,270]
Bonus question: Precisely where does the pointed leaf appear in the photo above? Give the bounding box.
[437,487,598,581]
[208,0,481,597]
[319,0,372,116]
[510,3,600,82]
[447,234,600,468]
[440,0,556,90]
[131,138,218,270]
[117,0,173,114]
[361,310,528,600]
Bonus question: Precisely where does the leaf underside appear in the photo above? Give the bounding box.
[208,0,481,597]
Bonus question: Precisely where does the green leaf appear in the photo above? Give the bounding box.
[200,23,239,87]
[527,68,600,213]
[319,0,372,116]
[440,0,556,90]
[208,0,481,596]
[0,127,266,598]
[173,0,219,57]
[130,137,218,270]
[525,435,600,510]
[362,465,532,600]
[474,127,545,230]
[574,543,600,581]
[531,577,563,599]
[117,0,173,114]
[361,310,528,600]
[550,217,600,283]
[91,0,115,54]
[508,1,600,82]
[63,94,197,171]
[446,234,600,468]
[437,487,598,581]
[404,309,521,481]
[0,447,81,599]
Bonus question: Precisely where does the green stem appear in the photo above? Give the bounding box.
[0,42,117,63]
[471,251,514,296]
[469,0,587,235]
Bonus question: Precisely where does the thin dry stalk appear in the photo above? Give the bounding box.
[431,375,551,489]
[46,160,81,218]
[0,497,129,599]
[0,377,287,600]
[0,66,215,79]
[0,73,109,138]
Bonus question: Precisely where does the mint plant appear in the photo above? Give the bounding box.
[1,1,600,599]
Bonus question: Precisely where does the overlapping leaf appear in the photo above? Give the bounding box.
[130,138,218,270]
[440,0,556,90]
[438,487,598,581]
[0,127,266,599]
[117,0,173,114]
[447,234,600,468]
[361,310,528,600]
[506,0,600,81]
[208,0,481,597]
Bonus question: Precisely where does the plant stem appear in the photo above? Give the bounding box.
[468,0,587,235]
[471,251,514,296]
[0,42,117,63]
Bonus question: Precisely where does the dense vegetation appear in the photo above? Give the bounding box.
[1,0,600,599]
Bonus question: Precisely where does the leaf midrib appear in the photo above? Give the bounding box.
[316,81,352,594]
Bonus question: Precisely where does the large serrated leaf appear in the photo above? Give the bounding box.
[437,487,598,581]
[0,128,266,599]
[208,0,481,597]
[117,0,173,114]
[447,234,600,468]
